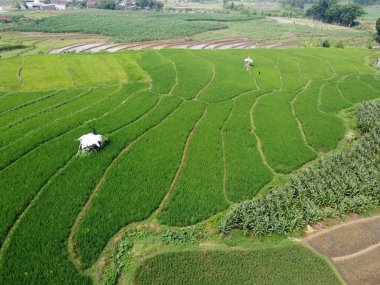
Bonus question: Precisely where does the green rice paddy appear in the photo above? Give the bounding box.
[0,48,379,284]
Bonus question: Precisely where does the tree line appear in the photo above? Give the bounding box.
[306,0,365,27]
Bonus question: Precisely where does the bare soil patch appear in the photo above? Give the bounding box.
[304,215,380,285]
[334,247,380,285]
[305,215,380,258]
[50,39,298,54]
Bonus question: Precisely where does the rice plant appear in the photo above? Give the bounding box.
[134,244,341,285]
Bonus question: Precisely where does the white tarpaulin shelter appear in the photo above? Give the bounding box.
[77,132,104,152]
[377,58,380,68]
[244,57,253,68]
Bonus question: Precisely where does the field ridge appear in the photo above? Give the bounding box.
[291,80,318,154]
[250,90,277,175]
[332,241,380,262]
[221,100,235,204]
[152,105,208,217]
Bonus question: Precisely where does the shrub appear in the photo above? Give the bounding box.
[160,225,205,244]
[335,41,344,48]
[0,44,27,52]
[321,40,330,48]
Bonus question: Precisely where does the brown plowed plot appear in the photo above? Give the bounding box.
[50,39,296,54]
[334,247,380,285]
[305,216,380,258]
[305,215,380,285]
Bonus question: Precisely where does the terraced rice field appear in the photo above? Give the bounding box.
[0,48,379,284]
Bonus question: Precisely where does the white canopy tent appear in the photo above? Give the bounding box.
[77,132,104,153]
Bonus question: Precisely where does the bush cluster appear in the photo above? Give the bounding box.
[306,0,365,27]
[160,225,205,244]
[0,44,27,52]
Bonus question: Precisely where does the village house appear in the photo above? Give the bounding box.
[51,0,67,10]
[23,0,67,10]
[24,0,43,9]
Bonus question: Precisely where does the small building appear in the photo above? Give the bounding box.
[41,4,56,10]
[77,131,105,153]
[377,58,380,69]
[25,1,42,9]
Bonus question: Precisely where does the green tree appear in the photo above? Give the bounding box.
[95,0,116,9]
[282,0,306,9]
[306,0,337,22]
[376,17,380,36]
[338,4,365,27]
[135,0,164,9]
[306,0,365,26]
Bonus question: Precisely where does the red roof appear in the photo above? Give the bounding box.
[0,15,10,21]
